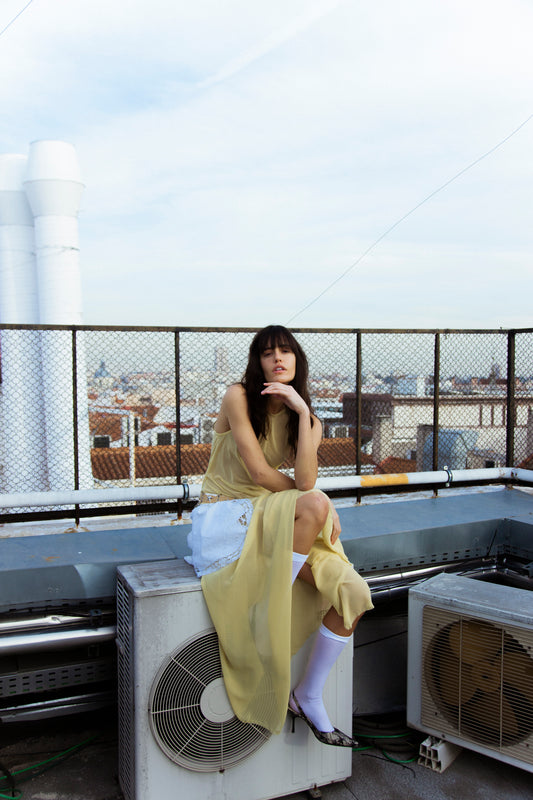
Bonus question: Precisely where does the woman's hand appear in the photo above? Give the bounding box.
[220,384,296,492]
[329,501,341,544]
[261,382,321,492]
[261,382,309,416]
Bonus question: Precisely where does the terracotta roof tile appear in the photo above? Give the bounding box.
[91,437,373,482]
[89,405,161,442]
[91,443,212,481]
[89,412,123,442]
[518,453,533,470]
[376,456,417,474]
[316,438,373,468]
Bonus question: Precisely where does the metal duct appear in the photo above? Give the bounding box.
[0,154,48,492]
[23,141,92,491]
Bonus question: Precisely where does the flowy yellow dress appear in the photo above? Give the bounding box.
[196,408,373,734]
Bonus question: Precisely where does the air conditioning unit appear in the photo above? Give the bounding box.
[116,559,352,800]
[407,572,533,773]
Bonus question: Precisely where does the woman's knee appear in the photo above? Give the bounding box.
[340,572,373,617]
[296,490,330,525]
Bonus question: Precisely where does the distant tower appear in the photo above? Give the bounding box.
[488,361,501,383]
[214,345,229,375]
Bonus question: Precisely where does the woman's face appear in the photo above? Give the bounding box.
[260,343,296,384]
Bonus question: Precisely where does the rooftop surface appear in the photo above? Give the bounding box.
[1,707,532,800]
[2,485,533,799]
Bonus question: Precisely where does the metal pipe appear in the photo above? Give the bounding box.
[317,466,518,492]
[0,691,115,723]
[510,467,533,483]
[0,483,201,509]
[2,467,533,510]
[364,561,479,590]
[0,613,110,635]
[367,560,533,602]
[0,625,116,654]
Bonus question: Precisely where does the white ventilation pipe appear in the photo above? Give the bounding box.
[0,154,48,492]
[23,140,92,491]
[0,154,39,322]
[23,141,84,323]
[1,467,531,510]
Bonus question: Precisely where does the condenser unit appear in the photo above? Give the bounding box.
[407,572,533,772]
[116,560,353,800]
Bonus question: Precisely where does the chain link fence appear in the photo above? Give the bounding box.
[1,325,532,521]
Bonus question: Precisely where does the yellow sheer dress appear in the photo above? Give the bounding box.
[199,408,373,734]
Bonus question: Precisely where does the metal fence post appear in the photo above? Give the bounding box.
[356,331,362,503]
[174,330,182,516]
[506,330,516,467]
[432,332,440,477]
[71,327,80,526]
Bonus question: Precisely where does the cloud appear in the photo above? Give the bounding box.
[1,0,532,329]
[196,0,346,89]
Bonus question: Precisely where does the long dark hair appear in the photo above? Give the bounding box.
[241,325,314,454]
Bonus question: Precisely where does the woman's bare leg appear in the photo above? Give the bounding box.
[292,564,366,734]
[292,492,330,555]
[298,565,363,635]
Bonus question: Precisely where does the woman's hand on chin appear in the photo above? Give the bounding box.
[261,382,309,415]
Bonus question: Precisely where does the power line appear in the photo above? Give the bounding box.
[0,0,35,39]
[286,112,533,325]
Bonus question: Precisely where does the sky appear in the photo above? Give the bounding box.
[1,0,532,331]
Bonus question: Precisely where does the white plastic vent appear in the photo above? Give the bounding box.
[148,629,269,772]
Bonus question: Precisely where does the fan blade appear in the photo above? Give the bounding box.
[436,649,477,706]
[503,651,533,704]
[464,691,518,741]
[448,619,502,665]
[472,658,500,694]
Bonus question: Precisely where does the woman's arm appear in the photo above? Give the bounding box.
[260,382,322,491]
[293,411,322,490]
[220,385,296,492]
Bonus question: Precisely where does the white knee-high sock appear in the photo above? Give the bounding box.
[291,551,308,584]
[293,623,351,732]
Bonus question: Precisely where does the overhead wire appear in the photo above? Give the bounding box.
[286,112,533,325]
[0,0,35,39]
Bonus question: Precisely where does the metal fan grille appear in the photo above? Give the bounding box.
[148,630,270,772]
[421,605,533,765]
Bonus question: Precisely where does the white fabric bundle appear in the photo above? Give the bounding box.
[185,498,254,577]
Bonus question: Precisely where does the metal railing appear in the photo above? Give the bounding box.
[1,325,532,523]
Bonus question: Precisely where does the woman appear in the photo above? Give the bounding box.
[187,325,373,746]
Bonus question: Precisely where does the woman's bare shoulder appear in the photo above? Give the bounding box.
[223,382,247,410]
[225,382,246,399]
[214,384,247,433]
